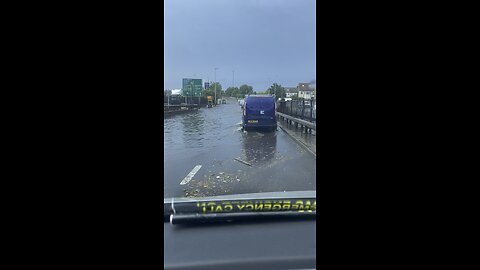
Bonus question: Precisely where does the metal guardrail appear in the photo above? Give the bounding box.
[276,112,316,130]
[277,99,316,123]
[164,104,199,111]
[276,99,316,133]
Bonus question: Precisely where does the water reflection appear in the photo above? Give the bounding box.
[181,112,205,148]
[241,130,277,165]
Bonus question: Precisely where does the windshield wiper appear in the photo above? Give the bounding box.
[164,191,316,224]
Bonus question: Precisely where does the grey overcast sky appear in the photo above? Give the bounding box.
[164,0,316,91]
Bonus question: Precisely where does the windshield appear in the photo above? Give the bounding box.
[164,0,316,201]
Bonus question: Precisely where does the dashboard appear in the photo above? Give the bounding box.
[164,219,316,270]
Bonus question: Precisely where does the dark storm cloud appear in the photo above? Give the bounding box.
[164,0,315,91]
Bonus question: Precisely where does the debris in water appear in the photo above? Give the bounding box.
[216,176,220,179]
[234,158,252,166]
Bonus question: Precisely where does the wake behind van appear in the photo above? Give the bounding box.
[242,95,277,131]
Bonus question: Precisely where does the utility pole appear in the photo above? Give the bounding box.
[214,67,219,106]
[232,70,235,88]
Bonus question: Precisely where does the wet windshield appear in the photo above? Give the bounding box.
[164,0,316,200]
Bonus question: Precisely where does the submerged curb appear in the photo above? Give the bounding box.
[277,122,316,159]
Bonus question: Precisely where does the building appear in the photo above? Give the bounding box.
[298,83,310,91]
[297,83,314,99]
[298,89,314,99]
[310,81,316,100]
[284,87,298,98]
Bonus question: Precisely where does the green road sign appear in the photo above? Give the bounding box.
[182,78,203,97]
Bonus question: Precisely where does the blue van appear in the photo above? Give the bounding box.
[242,95,277,131]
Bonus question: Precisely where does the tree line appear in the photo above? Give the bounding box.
[224,84,255,98]
[165,82,306,100]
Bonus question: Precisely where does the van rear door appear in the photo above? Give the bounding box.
[245,97,275,125]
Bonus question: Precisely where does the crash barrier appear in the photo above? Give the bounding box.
[276,111,316,133]
[276,99,316,133]
[164,96,210,107]
[277,99,316,123]
[164,104,200,116]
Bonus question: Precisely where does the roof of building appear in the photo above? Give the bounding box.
[284,87,298,93]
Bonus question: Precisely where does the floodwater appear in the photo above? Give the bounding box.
[164,98,316,198]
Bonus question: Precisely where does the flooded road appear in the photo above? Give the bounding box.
[164,98,316,198]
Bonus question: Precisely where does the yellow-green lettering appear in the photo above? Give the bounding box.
[254,204,263,210]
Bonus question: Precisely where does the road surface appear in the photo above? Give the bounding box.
[164,98,316,198]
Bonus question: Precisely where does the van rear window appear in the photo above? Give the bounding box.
[246,98,274,110]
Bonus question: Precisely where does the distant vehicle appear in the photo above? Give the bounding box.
[207,96,213,108]
[238,99,245,108]
[222,99,226,104]
[242,95,277,131]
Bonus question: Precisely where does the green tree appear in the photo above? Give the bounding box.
[209,82,222,92]
[225,87,239,97]
[267,83,285,100]
[203,82,223,98]
[239,84,253,97]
